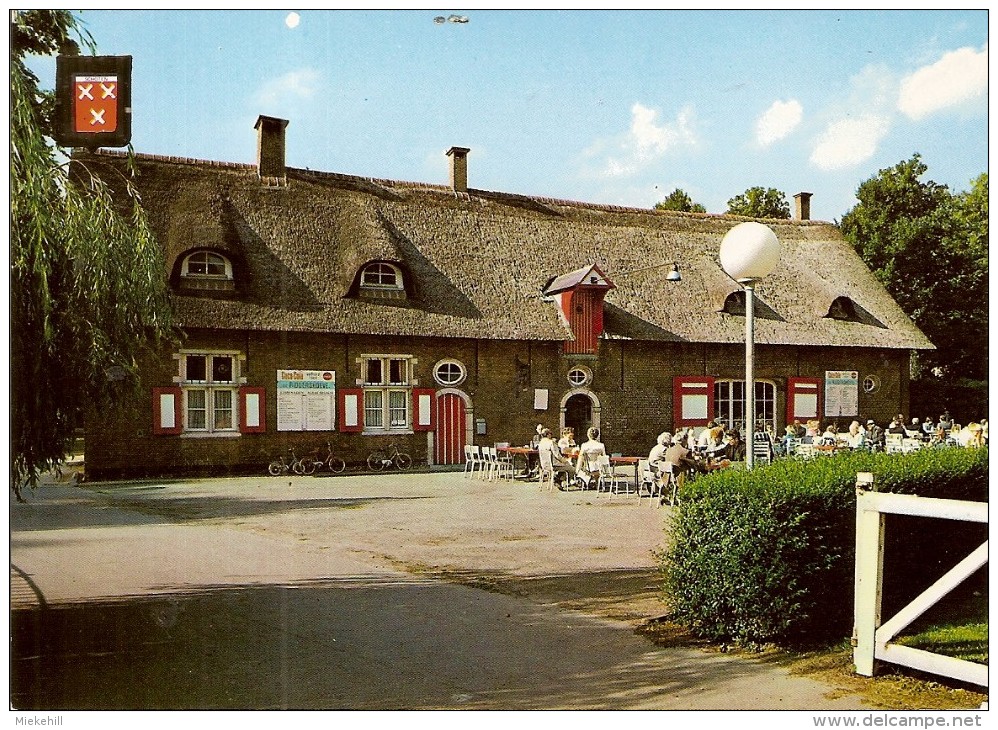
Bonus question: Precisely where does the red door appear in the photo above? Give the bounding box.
[434,393,467,465]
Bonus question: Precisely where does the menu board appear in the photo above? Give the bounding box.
[824,370,859,418]
[277,369,336,431]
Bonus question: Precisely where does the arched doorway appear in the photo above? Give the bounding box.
[434,390,471,465]
[562,389,600,440]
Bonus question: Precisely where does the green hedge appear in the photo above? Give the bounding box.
[661,447,988,646]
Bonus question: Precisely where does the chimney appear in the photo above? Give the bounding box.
[794,191,813,221]
[254,115,289,180]
[447,146,470,193]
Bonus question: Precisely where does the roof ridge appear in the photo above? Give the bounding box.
[96,149,827,223]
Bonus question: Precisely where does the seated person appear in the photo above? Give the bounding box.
[705,425,728,458]
[819,424,838,446]
[537,428,576,488]
[648,431,673,484]
[664,433,702,479]
[557,427,577,455]
[723,430,747,462]
[846,421,866,449]
[575,427,607,487]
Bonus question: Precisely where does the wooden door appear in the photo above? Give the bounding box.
[434,392,467,465]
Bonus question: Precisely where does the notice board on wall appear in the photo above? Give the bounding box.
[824,370,858,418]
[277,370,336,431]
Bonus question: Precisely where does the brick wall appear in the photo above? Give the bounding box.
[84,329,913,479]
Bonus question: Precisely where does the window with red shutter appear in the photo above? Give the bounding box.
[152,387,183,436]
[672,377,715,431]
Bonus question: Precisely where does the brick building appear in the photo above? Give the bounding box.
[82,116,933,478]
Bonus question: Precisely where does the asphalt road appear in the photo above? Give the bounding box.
[10,469,873,711]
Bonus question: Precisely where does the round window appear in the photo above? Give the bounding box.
[433,359,466,386]
[567,366,592,388]
[863,375,881,394]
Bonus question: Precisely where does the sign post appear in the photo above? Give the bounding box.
[54,55,132,148]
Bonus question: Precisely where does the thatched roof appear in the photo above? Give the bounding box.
[87,150,933,350]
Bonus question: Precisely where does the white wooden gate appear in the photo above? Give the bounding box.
[853,474,988,688]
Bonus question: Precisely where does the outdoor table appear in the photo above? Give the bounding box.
[498,446,537,477]
[610,455,641,489]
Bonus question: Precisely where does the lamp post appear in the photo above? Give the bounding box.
[719,222,781,469]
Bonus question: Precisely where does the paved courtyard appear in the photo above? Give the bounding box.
[11,469,873,710]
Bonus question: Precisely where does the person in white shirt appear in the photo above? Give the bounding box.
[538,428,576,489]
[846,421,866,449]
[576,427,607,487]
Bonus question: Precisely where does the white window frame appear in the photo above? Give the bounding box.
[567,365,593,388]
[182,251,233,280]
[361,354,413,433]
[180,350,240,434]
[360,262,404,291]
[714,379,776,432]
[433,359,467,386]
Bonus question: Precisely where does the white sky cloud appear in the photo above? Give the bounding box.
[253,68,321,109]
[755,99,803,146]
[897,43,988,120]
[589,102,698,178]
[810,115,891,171]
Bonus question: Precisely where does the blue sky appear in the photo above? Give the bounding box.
[29,9,988,222]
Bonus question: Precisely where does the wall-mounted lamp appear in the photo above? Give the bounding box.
[619,260,682,281]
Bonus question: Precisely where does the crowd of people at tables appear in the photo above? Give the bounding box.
[525,410,987,492]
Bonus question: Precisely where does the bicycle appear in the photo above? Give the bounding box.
[301,442,346,475]
[319,441,347,474]
[268,447,310,476]
[366,443,413,471]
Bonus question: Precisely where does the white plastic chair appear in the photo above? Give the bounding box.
[752,438,772,465]
[661,462,679,506]
[598,454,629,497]
[492,443,514,481]
[795,443,817,459]
[639,458,656,499]
[463,444,482,478]
[537,447,556,491]
[885,433,904,454]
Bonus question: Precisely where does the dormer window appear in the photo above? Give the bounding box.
[358,262,406,300]
[184,251,232,279]
[722,291,746,315]
[826,296,858,321]
[179,250,235,292]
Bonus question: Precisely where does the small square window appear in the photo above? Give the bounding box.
[366,359,383,385]
[389,359,406,385]
[186,355,207,382]
[212,356,233,383]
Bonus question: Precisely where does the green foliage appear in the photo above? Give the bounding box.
[662,448,988,646]
[654,188,706,214]
[840,156,988,389]
[10,11,175,499]
[725,186,790,219]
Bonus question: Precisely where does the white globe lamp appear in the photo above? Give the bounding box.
[718,222,780,469]
[719,222,781,283]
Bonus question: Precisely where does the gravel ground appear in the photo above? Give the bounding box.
[10,469,876,710]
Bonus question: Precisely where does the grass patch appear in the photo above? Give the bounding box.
[894,586,988,664]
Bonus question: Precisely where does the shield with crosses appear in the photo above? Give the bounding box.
[74,74,119,134]
[54,55,132,148]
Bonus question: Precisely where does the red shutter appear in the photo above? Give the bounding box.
[673,377,715,431]
[239,386,266,433]
[412,388,436,431]
[152,387,183,436]
[338,388,364,433]
[787,377,823,424]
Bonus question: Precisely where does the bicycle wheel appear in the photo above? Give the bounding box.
[301,458,317,476]
[395,453,413,470]
[327,457,346,474]
[367,452,386,471]
[292,458,306,475]
[267,461,283,476]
